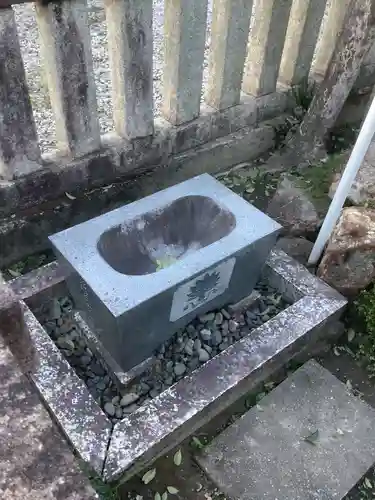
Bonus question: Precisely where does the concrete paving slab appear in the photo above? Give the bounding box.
[0,336,98,499]
[197,360,375,500]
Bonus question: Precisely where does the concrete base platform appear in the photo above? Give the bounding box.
[197,360,375,500]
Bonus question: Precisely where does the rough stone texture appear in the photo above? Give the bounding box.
[35,0,100,156]
[205,0,253,110]
[105,0,154,139]
[0,336,98,499]
[197,360,375,500]
[103,250,346,482]
[23,301,112,474]
[329,139,375,205]
[0,274,35,373]
[275,236,314,265]
[9,261,67,303]
[0,8,41,180]
[266,176,321,236]
[272,0,375,170]
[318,207,375,296]
[312,0,351,78]
[50,174,280,371]
[243,0,292,96]
[162,0,208,125]
[279,0,327,86]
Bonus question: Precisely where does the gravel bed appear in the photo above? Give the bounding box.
[36,281,291,422]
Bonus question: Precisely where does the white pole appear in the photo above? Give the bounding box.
[308,94,375,266]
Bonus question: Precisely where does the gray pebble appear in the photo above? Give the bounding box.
[120,392,139,407]
[198,349,210,362]
[115,408,123,419]
[203,344,212,354]
[229,319,239,333]
[164,377,173,386]
[200,328,212,342]
[166,361,174,373]
[122,404,139,415]
[221,308,231,320]
[211,330,222,346]
[174,362,186,377]
[50,300,62,320]
[112,395,120,406]
[80,355,92,366]
[186,324,196,335]
[149,388,160,398]
[214,312,223,325]
[97,381,107,391]
[221,321,229,335]
[184,339,194,356]
[104,402,116,417]
[57,337,75,351]
[187,357,200,371]
[199,312,215,323]
[194,339,202,351]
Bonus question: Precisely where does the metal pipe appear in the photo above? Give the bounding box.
[308,94,375,265]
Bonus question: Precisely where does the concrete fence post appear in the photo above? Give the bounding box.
[312,0,351,79]
[162,0,208,125]
[242,0,293,97]
[105,0,154,139]
[279,0,328,86]
[0,8,41,180]
[205,0,253,110]
[35,0,100,156]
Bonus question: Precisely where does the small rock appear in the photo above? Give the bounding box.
[149,388,159,398]
[221,321,229,335]
[203,344,212,354]
[164,377,174,386]
[199,312,215,323]
[122,404,139,415]
[166,361,174,373]
[174,362,187,377]
[140,382,151,394]
[120,392,140,407]
[214,312,223,325]
[115,408,123,419]
[266,175,320,236]
[186,324,196,335]
[221,308,231,320]
[49,299,62,320]
[104,402,116,417]
[198,348,210,363]
[80,355,92,366]
[194,339,202,351]
[184,339,194,356]
[57,337,75,351]
[318,207,375,296]
[112,396,120,406]
[275,236,314,265]
[200,328,212,342]
[228,320,238,333]
[97,381,107,391]
[187,357,200,370]
[211,330,222,346]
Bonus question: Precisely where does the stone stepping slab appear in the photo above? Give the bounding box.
[197,360,375,500]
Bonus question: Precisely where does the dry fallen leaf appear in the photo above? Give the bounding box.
[142,468,156,485]
[173,449,182,466]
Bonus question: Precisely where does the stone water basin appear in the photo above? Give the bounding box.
[49,174,281,372]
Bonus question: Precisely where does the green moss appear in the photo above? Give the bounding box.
[291,153,345,206]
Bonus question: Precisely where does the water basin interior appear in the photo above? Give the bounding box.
[97,195,236,276]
